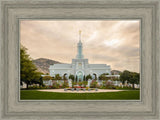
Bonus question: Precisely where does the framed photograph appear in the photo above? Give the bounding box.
[0,0,160,119]
[20,20,140,101]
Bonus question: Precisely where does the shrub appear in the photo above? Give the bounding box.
[62,82,69,88]
[78,82,83,86]
[82,81,87,87]
[90,81,98,88]
[99,86,105,89]
[52,83,60,89]
[115,86,139,90]
[86,87,89,90]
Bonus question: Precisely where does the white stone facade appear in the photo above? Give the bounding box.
[49,31,111,82]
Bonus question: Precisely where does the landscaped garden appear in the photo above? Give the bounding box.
[23,80,140,90]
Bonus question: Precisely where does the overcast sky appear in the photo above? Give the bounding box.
[20,20,140,72]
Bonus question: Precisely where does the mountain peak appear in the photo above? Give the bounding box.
[33,58,62,74]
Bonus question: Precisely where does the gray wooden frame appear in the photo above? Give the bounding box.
[0,0,160,119]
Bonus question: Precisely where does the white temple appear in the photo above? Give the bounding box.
[49,31,111,82]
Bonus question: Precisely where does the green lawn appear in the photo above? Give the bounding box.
[20,90,140,100]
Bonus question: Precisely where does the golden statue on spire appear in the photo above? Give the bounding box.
[79,30,81,35]
[79,30,82,42]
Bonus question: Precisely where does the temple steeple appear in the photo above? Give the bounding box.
[79,30,82,43]
[76,30,84,59]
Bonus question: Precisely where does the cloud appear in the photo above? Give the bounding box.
[20,20,140,72]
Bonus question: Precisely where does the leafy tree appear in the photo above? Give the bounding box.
[55,74,62,80]
[39,76,43,87]
[128,72,140,89]
[42,76,53,80]
[120,70,140,89]
[69,74,75,81]
[86,74,92,80]
[99,74,106,80]
[31,71,43,84]
[20,45,42,89]
[120,70,130,85]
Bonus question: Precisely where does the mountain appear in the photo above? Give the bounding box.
[33,58,62,74]
[111,70,122,75]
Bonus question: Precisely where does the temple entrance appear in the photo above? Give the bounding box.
[77,71,83,82]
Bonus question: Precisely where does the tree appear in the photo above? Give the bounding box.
[128,72,140,89]
[42,76,53,80]
[63,73,67,80]
[93,73,97,80]
[55,74,62,80]
[39,76,43,87]
[102,73,109,75]
[76,75,78,82]
[83,75,86,81]
[120,70,140,89]
[69,74,74,81]
[120,70,130,85]
[31,71,43,85]
[20,45,42,89]
[112,77,119,81]
[86,74,92,81]
[99,74,106,80]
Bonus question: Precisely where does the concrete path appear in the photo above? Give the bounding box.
[38,89,125,93]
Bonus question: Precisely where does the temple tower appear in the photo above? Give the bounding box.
[76,30,84,59]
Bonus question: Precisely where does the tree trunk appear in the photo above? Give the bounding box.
[27,83,29,89]
[132,83,135,89]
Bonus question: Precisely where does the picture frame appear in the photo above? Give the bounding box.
[0,0,159,119]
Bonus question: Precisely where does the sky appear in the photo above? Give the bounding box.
[20,20,140,72]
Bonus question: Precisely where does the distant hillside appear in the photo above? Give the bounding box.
[33,58,62,74]
[111,70,122,75]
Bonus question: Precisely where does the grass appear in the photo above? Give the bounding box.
[20,90,140,100]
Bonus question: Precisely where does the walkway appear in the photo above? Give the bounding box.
[38,89,125,93]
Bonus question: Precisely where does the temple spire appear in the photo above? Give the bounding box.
[76,30,84,59]
[79,30,81,42]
